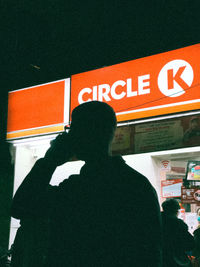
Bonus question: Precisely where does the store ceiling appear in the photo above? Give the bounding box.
[1,0,200,94]
[152,148,200,161]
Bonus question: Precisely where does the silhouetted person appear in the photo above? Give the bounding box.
[192,213,200,266]
[161,199,194,267]
[11,101,162,266]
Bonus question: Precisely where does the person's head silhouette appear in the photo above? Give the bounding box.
[162,199,180,217]
[69,101,117,161]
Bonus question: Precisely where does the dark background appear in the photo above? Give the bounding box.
[0,0,200,251]
[1,1,200,92]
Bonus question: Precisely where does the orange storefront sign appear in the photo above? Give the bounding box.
[71,44,200,122]
[7,79,70,139]
[7,44,200,140]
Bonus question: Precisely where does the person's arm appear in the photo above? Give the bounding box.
[11,132,74,219]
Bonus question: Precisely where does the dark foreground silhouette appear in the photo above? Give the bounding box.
[11,101,162,267]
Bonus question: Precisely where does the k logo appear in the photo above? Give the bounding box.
[158,59,194,97]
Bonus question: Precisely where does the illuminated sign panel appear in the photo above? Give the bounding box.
[7,79,70,139]
[6,44,200,140]
[71,44,200,122]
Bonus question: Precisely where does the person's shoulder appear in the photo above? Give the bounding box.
[162,214,185,229]
[124,160,150,182]
[194,227,200,235]
[113,156,152,187]
[176,217,189,230]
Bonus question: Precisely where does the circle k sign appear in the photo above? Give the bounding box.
[158,59,194,98]
[71,44,200,122]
